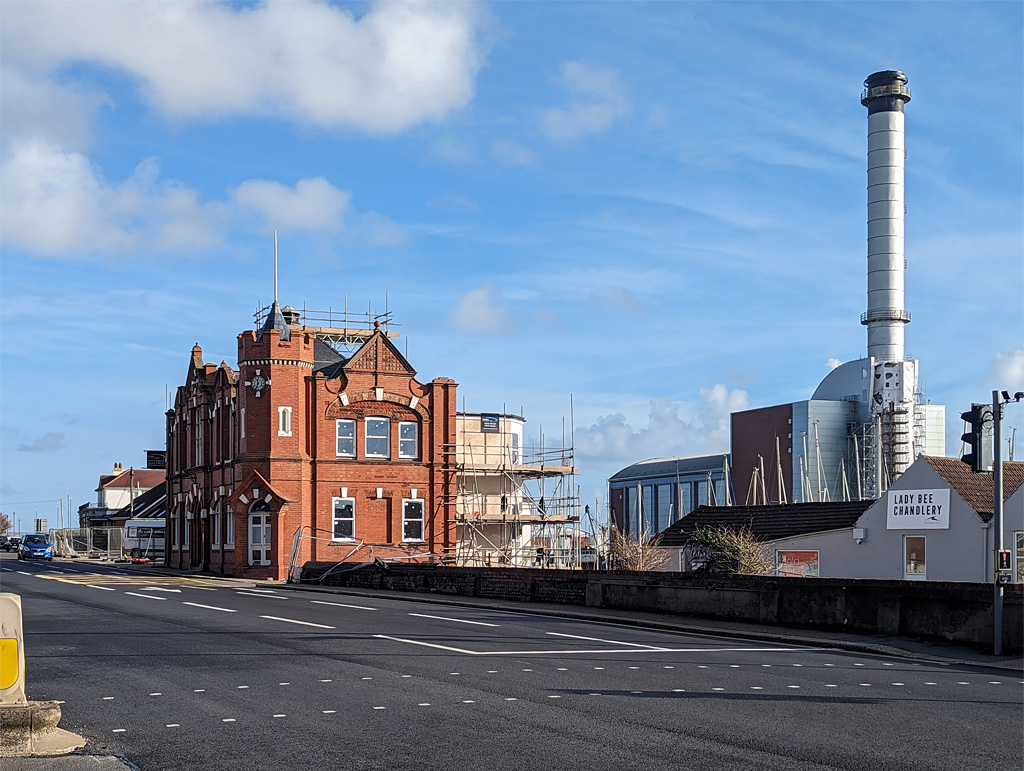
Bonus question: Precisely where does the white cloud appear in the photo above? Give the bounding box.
[575,386,749,467]
[540,61,630,140]
[0,66,110,151]
[17,432,64,453]
[826,357,842,371]
[432,136,478,165]
[0,143,359,256]
[232,177,350,234]
[448,284,511,333]
[492,139,534,166]
[991,348,1024,390]
[1,0,488,134]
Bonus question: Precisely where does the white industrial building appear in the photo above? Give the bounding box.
[732,71,945,504]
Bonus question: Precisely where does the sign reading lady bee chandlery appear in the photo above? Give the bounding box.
[886,489,951,529]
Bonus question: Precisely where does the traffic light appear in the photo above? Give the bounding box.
[960,403,993,472]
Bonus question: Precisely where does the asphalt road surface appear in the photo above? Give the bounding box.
[2,553,1021,771]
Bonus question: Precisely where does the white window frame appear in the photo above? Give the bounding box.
[401,498,425,542]
[278,406,292,437]
[336,419,356,457]
[398,421,418,459]
[183,515,190,549]
[365,417,390,458]
[212,508,221,549]
[195,416,203,466]
[171,514,179,549]
[1014,531,1023,584]
[240,408,245,439]
[332,497,356,541]
[903,535,926,580]
[226,510,235,546]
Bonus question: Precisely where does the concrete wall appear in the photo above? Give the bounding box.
[299,562,1024,652]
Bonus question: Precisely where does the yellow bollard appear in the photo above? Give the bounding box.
[0,593,26,705]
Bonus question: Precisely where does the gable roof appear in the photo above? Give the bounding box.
[923,456,1024,518]
[313,337,347,377]
[658,500,874,547]
[343,329,416,376]
[98,468,165,490]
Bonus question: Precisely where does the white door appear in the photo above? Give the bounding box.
[249,514,271,566]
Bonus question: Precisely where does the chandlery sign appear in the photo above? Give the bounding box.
[886,489,950,530]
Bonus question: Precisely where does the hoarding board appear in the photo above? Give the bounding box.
[886,489,950,530]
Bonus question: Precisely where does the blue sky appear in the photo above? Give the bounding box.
[1,1,1021,527]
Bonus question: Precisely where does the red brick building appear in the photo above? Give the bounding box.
[166,303,458,579]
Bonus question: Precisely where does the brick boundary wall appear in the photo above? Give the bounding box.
[300,562,1024,653]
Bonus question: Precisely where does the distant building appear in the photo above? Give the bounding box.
[166,302,458,580]
[659,456,1024,582]
[78,463,165,528]
[608,453,730,538]
[454,412,580,567]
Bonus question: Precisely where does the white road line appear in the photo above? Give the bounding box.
[125,592,167,600]
[191,587,219,591]
[138,587,181,593]
[273,714,286,718]
[408,612,499,627]
[310,600,378,611]
[260,615,336,629]
[222,719,236,723]
[112,729,126,733]
[372,634,819,657]
[237,591,289,600]
[17,571,30,575]
[87,585,116,591]
[182,602,237,613]
[166,724,179,728]
[545,632,670,650]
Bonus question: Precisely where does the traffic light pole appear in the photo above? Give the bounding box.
[991,390,1004,656]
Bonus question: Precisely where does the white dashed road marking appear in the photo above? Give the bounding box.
[237,592,289,600]
[182,602,236,613]
[408,613,499,627]
[87,585,116,591]
[310,600,378,611]
[260,615,335,629]
[125,592,166,600]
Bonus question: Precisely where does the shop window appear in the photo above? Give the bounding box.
[904,535,926,580]
[777,550,819,577]
[1015,532,1024,583]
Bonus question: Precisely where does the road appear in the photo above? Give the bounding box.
[1,553,1021,771]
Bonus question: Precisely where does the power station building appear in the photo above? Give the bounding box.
[732,71,945,505]
[165,301,458,580]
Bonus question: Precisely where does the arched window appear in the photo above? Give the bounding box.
[248,500,271,566]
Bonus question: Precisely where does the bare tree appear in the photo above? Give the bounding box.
[686,525,773,575]
[0,512,10,535]
[607,525,670,571]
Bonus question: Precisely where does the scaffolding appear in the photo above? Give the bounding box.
[448,410,586,568]
[253,297,399,353]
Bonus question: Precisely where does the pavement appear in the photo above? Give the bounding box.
[7,557,1022,769]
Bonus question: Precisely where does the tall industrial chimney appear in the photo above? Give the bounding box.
[861,70,911,364]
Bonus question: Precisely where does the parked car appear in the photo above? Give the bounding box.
[3,537,20,552]
[18,534,53,561]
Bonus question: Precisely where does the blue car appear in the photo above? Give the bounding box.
[18,534,53,561]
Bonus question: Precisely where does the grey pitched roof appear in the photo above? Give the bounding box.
[924,456,1024,519]
[258,301,290,341]
[609,453,730,482]
[313,337,347,376]
[114,481,167,520]
[658,500,874,547]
